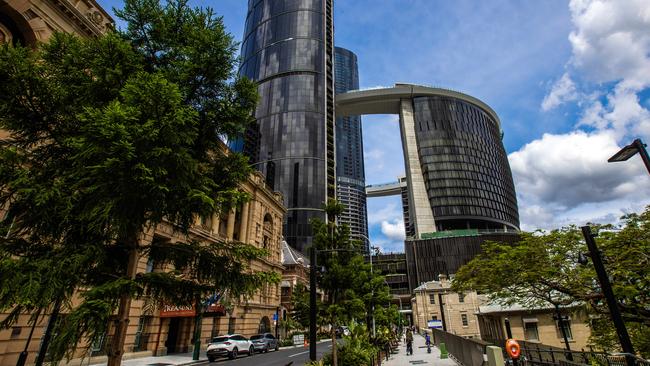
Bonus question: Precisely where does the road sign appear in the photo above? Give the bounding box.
[428,320,443,329]
[293,334,304,346]
[272,313,278,321]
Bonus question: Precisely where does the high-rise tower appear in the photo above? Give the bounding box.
[236,0,335,253]
[334,47,369,251]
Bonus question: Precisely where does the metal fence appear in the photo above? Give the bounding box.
[431,328,489,366]
[487,338,650,366]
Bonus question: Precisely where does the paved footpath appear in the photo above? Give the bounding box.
[383,333,458,366]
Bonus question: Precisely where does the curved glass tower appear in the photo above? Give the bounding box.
[237,0,335,252]
[334,47,369,251]
[412,95,519,231]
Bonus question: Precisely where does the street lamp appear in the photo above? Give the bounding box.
[580,226,635,366]
[608,138,650,175]
[368,245,380,338]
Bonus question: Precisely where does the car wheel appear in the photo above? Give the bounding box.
[263,345,269,353]
[229,347,238,359]
[208,357,215,363]
[275,343,279,351]
[249,346,254,356]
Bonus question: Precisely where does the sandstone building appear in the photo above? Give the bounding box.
[0,2,287,364]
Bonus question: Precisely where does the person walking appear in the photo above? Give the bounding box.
[405,328,413,355]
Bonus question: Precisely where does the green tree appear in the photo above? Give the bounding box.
[310,200,392,366]
[0,0,275,364]
[452,206,650,357]
[290,283,313,329]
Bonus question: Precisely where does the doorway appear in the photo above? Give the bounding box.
[165,318,181,353]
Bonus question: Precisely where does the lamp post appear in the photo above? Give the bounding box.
[608,138,650,175]
[580,226,635,366]
[309,245,318,361]
[369,245,380,338]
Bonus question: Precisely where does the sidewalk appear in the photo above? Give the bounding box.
[383,334,458,366]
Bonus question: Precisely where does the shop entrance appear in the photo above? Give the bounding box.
[165,318,181,353]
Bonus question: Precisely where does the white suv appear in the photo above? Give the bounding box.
[206,334,254,361]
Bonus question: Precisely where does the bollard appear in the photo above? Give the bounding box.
[487,346,505,366]
[439,342,448,359]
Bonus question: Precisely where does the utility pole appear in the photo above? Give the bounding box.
[309,246,317,361]
[581,226,635,366]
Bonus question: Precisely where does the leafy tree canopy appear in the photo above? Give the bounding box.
[0,0,273,363]
[452,206,650,356]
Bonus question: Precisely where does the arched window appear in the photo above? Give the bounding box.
[258,316,271,334]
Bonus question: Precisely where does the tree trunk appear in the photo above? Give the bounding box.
[35,298,61,366]
[331,325,337,366]
[107,236,140,366]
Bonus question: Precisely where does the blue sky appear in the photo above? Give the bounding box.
[97,0,650,253]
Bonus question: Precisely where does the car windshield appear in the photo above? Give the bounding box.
[250,335,263,340]
[212,336,229,343]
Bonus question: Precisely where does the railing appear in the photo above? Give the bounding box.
[431,328,488,366]
[487,338,650,366]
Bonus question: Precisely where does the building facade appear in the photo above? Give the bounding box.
[235,0,336,253]
[0,171,286,366]
[476,304,592,350]
[338,84,519,239]
[405,231,520,290]
[370,253,413,325]
[0,0,112,47]
[412,276,484,339]
[334,46,369,250]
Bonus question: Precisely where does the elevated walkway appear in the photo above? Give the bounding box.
[365,180,406,197]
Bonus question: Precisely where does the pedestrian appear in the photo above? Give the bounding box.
[405,328,413,355]
[425,333,431,353]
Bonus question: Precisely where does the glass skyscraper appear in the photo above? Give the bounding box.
[334,47,369,251]
[236,0,335,253]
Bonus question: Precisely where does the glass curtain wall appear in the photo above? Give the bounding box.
[236,0,334,252]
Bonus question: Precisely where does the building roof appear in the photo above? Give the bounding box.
[413,276,452,291]
[281,241,309,267]
[478,302,583,314]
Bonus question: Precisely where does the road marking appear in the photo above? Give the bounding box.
[288,350,310,358]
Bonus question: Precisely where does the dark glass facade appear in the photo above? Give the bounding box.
[334,47,368,250]
[412,96,520,231]
[405,233,520,291]
[237,0,335,252]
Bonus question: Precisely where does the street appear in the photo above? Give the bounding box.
[196,341,333,366]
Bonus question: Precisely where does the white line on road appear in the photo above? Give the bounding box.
[288,350,310,358]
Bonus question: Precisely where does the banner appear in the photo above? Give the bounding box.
[159,304,196,318]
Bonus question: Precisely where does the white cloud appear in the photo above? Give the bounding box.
[509,131,650,230]
[380,219,405,241]
[522,0,650,230]
[542,73,579,111]
[367,201,402,225]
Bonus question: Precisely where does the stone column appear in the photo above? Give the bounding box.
[399,98,436,237]
[211,213,220,235]
[239,201,250,243]
[226,208,236,240]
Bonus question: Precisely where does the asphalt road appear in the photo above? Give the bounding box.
[196,341,333,366]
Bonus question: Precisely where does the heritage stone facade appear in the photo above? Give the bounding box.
[0,170,286,366]
[412,276,484,339]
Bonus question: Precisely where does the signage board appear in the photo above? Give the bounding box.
[272,313,278,321]
[159,304,196,318]
[427,319,443,329]
[292,334,305,346]
[205,303,226,316]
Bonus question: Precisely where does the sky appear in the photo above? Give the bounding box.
[97,0,650,253]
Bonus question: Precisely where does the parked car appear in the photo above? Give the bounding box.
[206,334,254,361]
[250,333,279,353]
[335,326,350,338]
